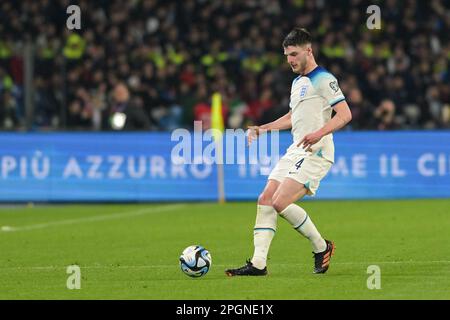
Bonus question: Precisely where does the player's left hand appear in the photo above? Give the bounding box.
[298,131,323,151]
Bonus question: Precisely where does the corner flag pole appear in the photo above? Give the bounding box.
[211,93,225,204]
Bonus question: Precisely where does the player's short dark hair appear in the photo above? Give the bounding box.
[282,28,312,48]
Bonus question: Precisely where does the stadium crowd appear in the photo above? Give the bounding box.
[0,0,449,131]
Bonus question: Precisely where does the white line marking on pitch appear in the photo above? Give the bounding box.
[0,204,184,233]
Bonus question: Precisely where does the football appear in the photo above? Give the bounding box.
[179,245,212,278]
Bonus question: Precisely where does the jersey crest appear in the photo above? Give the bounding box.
[299,85,308,98]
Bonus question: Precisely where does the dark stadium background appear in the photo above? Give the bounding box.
[1,0,448,132]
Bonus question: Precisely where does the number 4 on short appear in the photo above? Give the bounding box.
[295,158,304,170]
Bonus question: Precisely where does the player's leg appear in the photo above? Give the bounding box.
[272,178,327,254]
[272,156,335,273]
[251,179,280,269]
[225,179,279,276]
[225,155,293,276]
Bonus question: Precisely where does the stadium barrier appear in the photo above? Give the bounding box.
[0,131,449,201]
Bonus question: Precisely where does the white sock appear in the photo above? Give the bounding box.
[279,204,326,253]
[251,205,277,269]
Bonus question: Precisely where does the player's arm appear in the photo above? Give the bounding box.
[298,101,352,149]
[247,111,292,145]
[259,110,292,131]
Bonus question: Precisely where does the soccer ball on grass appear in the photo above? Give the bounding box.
[179,245,212,278]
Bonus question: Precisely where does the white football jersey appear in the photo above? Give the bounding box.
[287,66,346,163]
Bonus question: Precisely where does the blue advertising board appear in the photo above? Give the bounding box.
[0,131,449,201]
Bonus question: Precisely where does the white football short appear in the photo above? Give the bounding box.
[268,151,332,196]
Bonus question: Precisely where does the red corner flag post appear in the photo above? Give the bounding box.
[211,92,225,203]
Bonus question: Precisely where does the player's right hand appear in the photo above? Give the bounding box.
[246,126,266,146]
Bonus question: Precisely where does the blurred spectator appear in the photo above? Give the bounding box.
[67,99,90,128]
[192,86,229,131]
[110,83,151,131]
[0,90,19,129]
[372,99,400,131]
[346,88,374,130]
[0,0,448,131]
[34,76,59,128]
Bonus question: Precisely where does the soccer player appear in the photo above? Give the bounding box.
[225,28,352,276]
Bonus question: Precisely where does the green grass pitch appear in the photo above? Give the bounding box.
[1,199,449,300]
